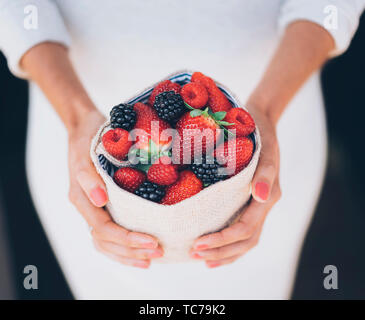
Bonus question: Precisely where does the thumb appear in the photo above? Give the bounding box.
[76,164,108,207]
[251,140,278,203]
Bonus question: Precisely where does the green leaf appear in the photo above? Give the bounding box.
[184,102,195,110]
[190,109,203,117]
[219,121,235,126]
[135,163,152,173]
[212,111,227,121]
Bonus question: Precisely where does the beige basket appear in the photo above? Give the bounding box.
[90,71,261,263]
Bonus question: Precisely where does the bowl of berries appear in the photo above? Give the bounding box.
[90,71,261,262]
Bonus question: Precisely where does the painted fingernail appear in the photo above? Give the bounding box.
[149,250,163,258]
[90,187,108,207]
[133,261,149,269]
[255,182,269,202]
[194,244,209,251]
[191,252,203,259]
[207,262,220,268]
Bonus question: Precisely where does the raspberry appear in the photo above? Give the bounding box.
[225,108,255,137]
[191,72,232,113]
[113,167,146,192]
[180,82,208,109]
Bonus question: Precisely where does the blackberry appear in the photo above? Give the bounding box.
[191,156,227,185]
[134,181,165,203]
[153,91,186,123]
[110,103,136,131]
[98,154,118,177]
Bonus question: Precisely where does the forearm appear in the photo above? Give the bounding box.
[20,42,96,133]
[247,21,335,124]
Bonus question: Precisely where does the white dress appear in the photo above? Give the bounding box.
[1,0,364,299]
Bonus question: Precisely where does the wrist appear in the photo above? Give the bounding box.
[65,96,98,135]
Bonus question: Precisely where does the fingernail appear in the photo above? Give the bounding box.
[207,262,220,268]
[149,250,163,258]
[255,182,269,202]
[133,261,149,269]
[194,244,209,251]
[90,187,108,207]
[191,252,203,259]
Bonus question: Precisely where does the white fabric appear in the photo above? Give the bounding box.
[1,0,363,299]
[0,0,71,77]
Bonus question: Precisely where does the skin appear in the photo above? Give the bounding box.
[20,21,334,269]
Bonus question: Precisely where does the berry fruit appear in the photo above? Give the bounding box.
[113,167,146,192]
[153,91,186,123]
[191,72,232,113]
[133,102,172,151]
[102,128,133,160]
[224,108,255,137]
[147,156,179,185]
[110,103,137,131]
[134,181,165,203]
[191,156,226,185]
[215,137,254,175]
[180,82,208,109]
[162,170,203,205]
[173,108,222,163]
[148,80,181,106]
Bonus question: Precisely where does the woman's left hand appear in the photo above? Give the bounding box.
[191,105,282,268]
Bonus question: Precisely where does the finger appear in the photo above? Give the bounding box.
[70,184,159,249]
[76,161,108,207]
[205,254,241,268]
[193,199,271,250]
[93,239,150,269]
[252,131,279,203]
[191,239,253,261]
[95,240,164,260]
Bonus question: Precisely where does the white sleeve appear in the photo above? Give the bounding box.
[279,0,365,56]
[0,0,71,78]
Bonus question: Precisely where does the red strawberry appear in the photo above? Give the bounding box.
[191,72,232,113]
[113,167,146,192]
[224,108,255,137]
[215,137,254,175]
[162,170,203,205]
[147,156,179,185]
[102,128,132,160]
[133,102,172,150]
[173,109,222,164]
[148,80,181,106]
[180,82,208,109]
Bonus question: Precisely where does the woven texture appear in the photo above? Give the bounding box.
[90,71,261,263]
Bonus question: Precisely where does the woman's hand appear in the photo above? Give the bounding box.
[20,43,163,268]
[191,106,281,268]
[67,109,164,268]
[190,21,335,267]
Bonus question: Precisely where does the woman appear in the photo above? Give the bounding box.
[0,0,364,299]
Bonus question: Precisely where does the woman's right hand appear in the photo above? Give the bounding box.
[67,109,164,268]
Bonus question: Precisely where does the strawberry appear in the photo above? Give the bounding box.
[224,108,255,137]
[148,80,181,106]
[132,102,172,151]
[102,128,132,160]
[214,137,254,175]
[162,170,203,205]
[113,167,146,192]
[147,156,179,185]
[180,82,208,109]
[173,108,223,164]
[191,72,232,113]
